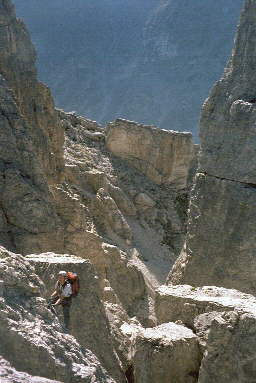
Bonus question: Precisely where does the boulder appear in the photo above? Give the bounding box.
[106,119,193,189]
[133,322,201,383]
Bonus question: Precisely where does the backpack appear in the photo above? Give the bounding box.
[67,272,80,297]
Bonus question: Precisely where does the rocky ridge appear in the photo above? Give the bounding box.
[1,0,256,382]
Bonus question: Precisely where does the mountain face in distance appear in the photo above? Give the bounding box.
[13,0,243,139]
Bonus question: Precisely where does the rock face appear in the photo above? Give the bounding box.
[3,0,256,381]
[0,1,197,380]
[106,119,194,188]
[0,0,64,183]
[0,246,118,383]
[155,284,256,382]
[133,322,201,383]
[26,253,124,382]
[0,356,62,383]
[155,284,256,327]
[195,311,256,383]
[169,0,256,295]
[0,0,190,277]
[0,0,64,254]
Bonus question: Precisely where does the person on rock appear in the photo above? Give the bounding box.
[49,270,72,331]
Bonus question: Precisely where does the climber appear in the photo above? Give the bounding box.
[49,270,73,331]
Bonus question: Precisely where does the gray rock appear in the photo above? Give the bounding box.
[133,322,201,383]
[26,252,125,383]
[0,246,119,383]
[134,192,155,210]
[155,284,256,328]
[195,311,256,383]
[199,1,256,183]
[169,173,256,294]
[95,188,132,241]
[0,356,62,383]
[108,183,137,216]
[0,0,65,254]
[169,0,256,295]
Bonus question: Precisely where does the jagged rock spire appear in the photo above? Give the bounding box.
[169,0,256,295]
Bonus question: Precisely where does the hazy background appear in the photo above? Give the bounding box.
[13,0,244,139]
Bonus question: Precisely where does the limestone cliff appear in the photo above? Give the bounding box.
[0,0,64,183]
[169,0,256,295]
[0,0,195,380]
[3,0,256,382]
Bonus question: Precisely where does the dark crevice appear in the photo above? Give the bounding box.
[125,365,135,383]
[200,172,256,189]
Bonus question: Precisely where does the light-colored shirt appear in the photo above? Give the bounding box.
[62,282,72,297]
[55,281,72,298]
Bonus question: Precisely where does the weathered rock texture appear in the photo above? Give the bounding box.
[155,284,256,382]
[169,0,256,295]
[0,1,198,380]
[0,356,61,383]
[26,253,124,382]
[133,322,201,383]
[0,0,64,254]
[0,0,190,304]
[195,310,256,383]
[106,119,194,188]
[0,0,64,183]
[0,246,118,383]
[155,284,256,328]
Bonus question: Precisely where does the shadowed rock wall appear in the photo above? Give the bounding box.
[169,0,256,295]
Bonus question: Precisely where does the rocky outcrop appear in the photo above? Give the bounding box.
[169,0,256,295]
[195,310,256,383]
[0,0,64,183]
[0,0,190,307]
[0,2,194,373]
[106,119,193,188]
[0,246,119,383]
[25,252,125,382]
[155,284,256,327]
[155,284,256,382]
[4,0,256,381]
[0,356,61,383]
[133,322,201,383]
[0,75,63,254]
[0,0,64,254]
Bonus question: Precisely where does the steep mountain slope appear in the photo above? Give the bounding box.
[3,0,256,382]
[169,0,256,295]
[0,0,194,380]
[13,0,243,138]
